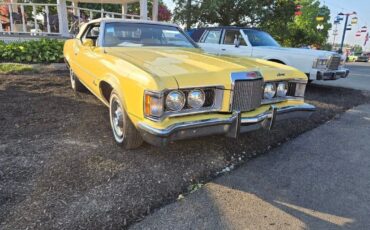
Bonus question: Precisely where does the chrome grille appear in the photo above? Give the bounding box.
[327,55,341,70]
[287,82,297,96]
[231,79,263,111]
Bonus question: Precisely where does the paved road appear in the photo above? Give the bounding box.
[313,62,370,91]
[131,104,370,230]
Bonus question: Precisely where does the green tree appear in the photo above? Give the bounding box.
[352,45,362,53]
[173,0,202,29]
[173,0,270,28]
[80,0,171,21]
[259,0,296,45]
[285,0,331,47]
[201,0,274,26]
[173,0,332,47]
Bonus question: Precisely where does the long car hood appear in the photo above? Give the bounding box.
[105,47,303,89]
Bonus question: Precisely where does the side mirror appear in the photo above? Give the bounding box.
[82,38,94,47]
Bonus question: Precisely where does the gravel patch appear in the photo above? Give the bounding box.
[1,71,369,229]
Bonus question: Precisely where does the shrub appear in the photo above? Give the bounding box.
[0,39,65,63]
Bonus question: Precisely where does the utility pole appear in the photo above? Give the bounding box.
[186,0,191,30]
[338,11,356,54]
[332,22,339,49]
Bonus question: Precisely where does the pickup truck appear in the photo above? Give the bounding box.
[189,27,349,81]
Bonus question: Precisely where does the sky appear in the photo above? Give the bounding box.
[321,0,370,51]
[163,0,370,51]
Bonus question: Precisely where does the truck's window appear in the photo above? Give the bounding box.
[223,30,247,46]
[202,30,221,44]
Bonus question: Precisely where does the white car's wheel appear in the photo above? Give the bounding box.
[109,90,143,149]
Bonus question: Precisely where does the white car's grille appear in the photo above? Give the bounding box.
[231,79,263,111]
[327,56,341,70]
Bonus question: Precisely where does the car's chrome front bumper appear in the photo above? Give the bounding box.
[313,68,350,81]
[137,103,316,146]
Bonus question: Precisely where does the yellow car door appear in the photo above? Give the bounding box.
[74,23,101,94]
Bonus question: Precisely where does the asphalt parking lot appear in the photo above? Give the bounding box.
[132,62,370,229]
[1,64,370,229]
[132,104,370,230]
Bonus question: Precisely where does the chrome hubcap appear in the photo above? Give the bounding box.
[111,99,124,139]
[70,69,76,89]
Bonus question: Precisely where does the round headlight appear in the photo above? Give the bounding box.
[166,91,185,111]
[276,82,288,97]
[188,89,205,109]
[264,83,276,99]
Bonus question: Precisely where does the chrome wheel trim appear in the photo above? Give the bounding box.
[70,68,76,90]
[110,95,125,143]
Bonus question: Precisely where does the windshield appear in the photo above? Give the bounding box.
[103,22,196,48]
[243,30,280,47]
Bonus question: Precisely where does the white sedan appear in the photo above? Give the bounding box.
[189,27,349,81]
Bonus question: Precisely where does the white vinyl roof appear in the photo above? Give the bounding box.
[89,18,178,27]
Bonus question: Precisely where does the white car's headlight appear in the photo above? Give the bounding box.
[264,83,276,99]
[313,58,328,69]
[188,89,205,109]
[276,82,288,97]
[165,90,186,111]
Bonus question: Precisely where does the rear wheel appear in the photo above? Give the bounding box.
[69,68,85,92]
[109,90,143,149]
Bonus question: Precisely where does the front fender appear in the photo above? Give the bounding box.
[264,56,291,66]
[63,39,75,64]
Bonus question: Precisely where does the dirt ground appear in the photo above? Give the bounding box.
[1,70,369,229]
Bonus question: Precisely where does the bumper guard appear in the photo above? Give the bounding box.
[317,69,350,80]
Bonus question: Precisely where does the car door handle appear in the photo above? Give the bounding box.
[221,48,226,51]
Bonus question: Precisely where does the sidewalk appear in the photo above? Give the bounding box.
[131,104,370,230]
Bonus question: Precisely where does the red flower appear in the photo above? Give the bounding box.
[158,4,171,21]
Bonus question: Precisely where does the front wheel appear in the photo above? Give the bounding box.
[69,68,85,92]
[109,90,143,149]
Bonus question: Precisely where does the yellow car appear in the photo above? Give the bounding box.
[64,19,315,149]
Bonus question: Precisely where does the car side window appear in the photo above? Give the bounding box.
[202,30,222,44]
[81,24,100,45]
[223,30,247,46]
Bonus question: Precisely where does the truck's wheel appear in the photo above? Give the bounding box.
[69,68,85,92]
[109,90,143,149]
